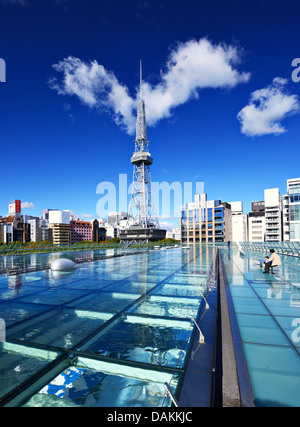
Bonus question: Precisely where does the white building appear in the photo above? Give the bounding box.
[108,212,128,227]
[264,188,282,242]
[249,216,266,242]
[22,215,51,243]
[27,217,41,242]
[282,194,290,241]
[104,212,134,240]
[105,223,118,240]
[248,201,265,242]
[48,210,71,225]
[231,201,248,242]
[166,227,181,241]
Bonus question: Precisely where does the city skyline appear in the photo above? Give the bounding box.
[1,0,300,230]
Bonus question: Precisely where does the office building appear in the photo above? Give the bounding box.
[48,224,71,245]
[48,210,71,245]
[166,228,181,241]
[181,193,232,244]
[248,201,266,242]
[22,215,50,243]
[106,223,118,240]
[231,202,248,242]
[0,215,30,243]
[0,202,31,243]
[287,178,300,242]
[70,220,92,244]
[282,194,290,241]
[264,188,283,242]
[40,219,50,242]
[91,219,107,242]
[24,216,40,243]
[0,216,15,244]
[48,210,71,225]
[92,219,100,242]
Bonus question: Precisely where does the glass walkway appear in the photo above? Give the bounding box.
[221,247,300,407]
[0,246,216,407]
[1,243,300,407]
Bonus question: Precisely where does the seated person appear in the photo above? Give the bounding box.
[259,256,269,267]
[264,249,281,273]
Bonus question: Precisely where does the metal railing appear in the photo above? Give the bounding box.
[164,382,180,407]
[0,241,182,257]
[0,242,121,256]
[239,241,300,257]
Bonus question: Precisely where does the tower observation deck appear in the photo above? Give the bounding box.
[119,63,166,245]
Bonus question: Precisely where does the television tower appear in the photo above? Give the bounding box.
[120,62,166,245]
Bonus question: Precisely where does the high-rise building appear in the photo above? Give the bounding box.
[282,194,290,241]
[231,201,248,242]
[0,202,27,243]
[48,210,71,245]
[48,210,71,225]
[248,201,265,242]
[48,224,71,245]
[119,63,166,245]
[70,220,92,243]
[23,216,41,242]
[40,219,50,242]
[181,193,232,244]
[0,214,29,243]
[264,188,282,242]
[286,178,300,242]
[22,215,50,243]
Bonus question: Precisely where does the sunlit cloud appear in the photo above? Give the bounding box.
[50,38,250,134]
[237,77,300,137]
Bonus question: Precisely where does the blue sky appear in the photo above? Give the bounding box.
[0,0,300,229]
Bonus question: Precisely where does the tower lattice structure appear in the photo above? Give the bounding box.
[128,62,159,229]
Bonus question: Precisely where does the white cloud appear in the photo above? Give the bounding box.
[158,221,175,230]
[21,202,36,210]
[50,38,250,134]
[143,39,250,126]
[49,57,136,133]
[237,77,300,137]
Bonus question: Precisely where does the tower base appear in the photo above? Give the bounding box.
[119,227,166,246]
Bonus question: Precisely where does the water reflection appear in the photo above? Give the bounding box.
[8,275,22,296]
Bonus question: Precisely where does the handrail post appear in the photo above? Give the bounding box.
[164,382,180,407]
[191,316,205,344]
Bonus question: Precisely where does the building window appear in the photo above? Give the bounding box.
[290,223,300,240]
[290,205,300,221]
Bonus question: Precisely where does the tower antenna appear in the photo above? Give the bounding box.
[140,60,143,99]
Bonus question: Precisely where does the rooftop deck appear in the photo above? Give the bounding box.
[0,244,299,407]
[220,247,300,407]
